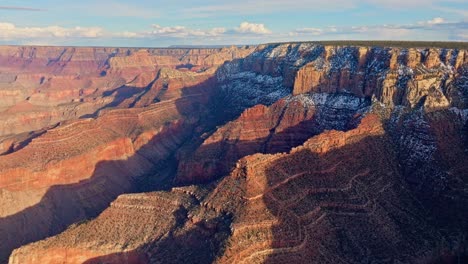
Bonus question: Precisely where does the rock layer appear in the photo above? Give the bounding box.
[2,42,468,264]
[0,45,255,262]
[12,114,467,263]
[176,93,369,183]
[0,46,255,137]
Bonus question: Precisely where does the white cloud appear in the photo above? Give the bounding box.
[1,17,467,47]
[0,21,274,46]
[289,18,468,41]
[418,17,446,26]
[428,17,446,25]
[148,24,226,38]
[292,28,323,36]
[235,22,272,34]
[116,22,269,39]
[0,22,104,40]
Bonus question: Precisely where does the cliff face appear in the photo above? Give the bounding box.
[0,45,255,262]
[214,43,466,115]
[8,192,196,264]
[177,43,467,184]
[2,43,468,264]
[13,114,466,264]
[0,46,255,137]
[209,114,466,263]
[292,46,466,109]
[176,93,369,183]
[0,97,196,261]
[8,185,234,264]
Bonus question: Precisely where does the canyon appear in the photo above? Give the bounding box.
[0,42,467,263]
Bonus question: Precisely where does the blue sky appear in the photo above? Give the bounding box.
[0,0,467,46]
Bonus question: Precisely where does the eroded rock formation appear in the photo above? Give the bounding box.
[1,42,467,263]
[12,113,467,263]
[176,93,369,183]
[0,45,255,261]
[0,46,254,137]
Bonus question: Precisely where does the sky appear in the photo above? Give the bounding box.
[0,0,467,47]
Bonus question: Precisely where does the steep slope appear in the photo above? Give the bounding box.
[216,43,466,114]
[12,114,467,263]
[3,42,468,264]
[176,43,467,184]
[0,93,196,261]
[210,114,467,263]
[177,93,369,183]
[0,46,255,262]
[0,46,254,137]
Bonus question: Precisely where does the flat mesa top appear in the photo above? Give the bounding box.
[1,41,468,50]
[0,45,253,50]
[265,40,468,49]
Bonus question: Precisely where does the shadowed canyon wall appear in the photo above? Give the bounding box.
[1,42,467,263]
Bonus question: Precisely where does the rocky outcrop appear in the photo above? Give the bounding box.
[208,114,467,263]
[0,46,255,137]
[385,107,468,198]
[0,97,198,261]
[2,42,468,264]
[176,93,369,183]
[9,188,230,264]
[0,45,256,262]
[15,114,467,264]
[292,47,466,109]
[213,44,467,113]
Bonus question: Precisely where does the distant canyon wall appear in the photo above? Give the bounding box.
[0,46,255,137]
[217,43,467,113]
[1,43,467,263]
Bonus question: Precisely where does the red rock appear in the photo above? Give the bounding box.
[1,43,467,264]
[13,114,467,264]
[0,46,255,136]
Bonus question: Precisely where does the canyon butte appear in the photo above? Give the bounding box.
[0,42,467,264]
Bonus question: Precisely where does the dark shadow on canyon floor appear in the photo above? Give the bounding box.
[3,49,467,264]
[0,71,223,262]
[5,129,465,263]
[0,122,192,262]
[257,134,468,263]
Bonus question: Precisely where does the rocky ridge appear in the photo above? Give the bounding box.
[1,42,467,263]
[0,46,254,138]
[0,45,255,262]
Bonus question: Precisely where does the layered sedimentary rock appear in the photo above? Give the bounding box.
[9,186,232,264]
[177,43,467,184]
[0,97,196,261]
[9,191,207,264]
[292,46,467,109]
[0,46,255,137]
[177,93,369,183]
[214,43,467,115]
[12,114,467,263]
[209,114,467,263]
[0,45,255,262]
[3,42,468,264]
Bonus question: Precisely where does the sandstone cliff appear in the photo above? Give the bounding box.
[0,45,255,137]
[215,43,467,115]
[12,113,467,263]
[2,42,468,264]
[176,93,369,183]
[0,45,255,262]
